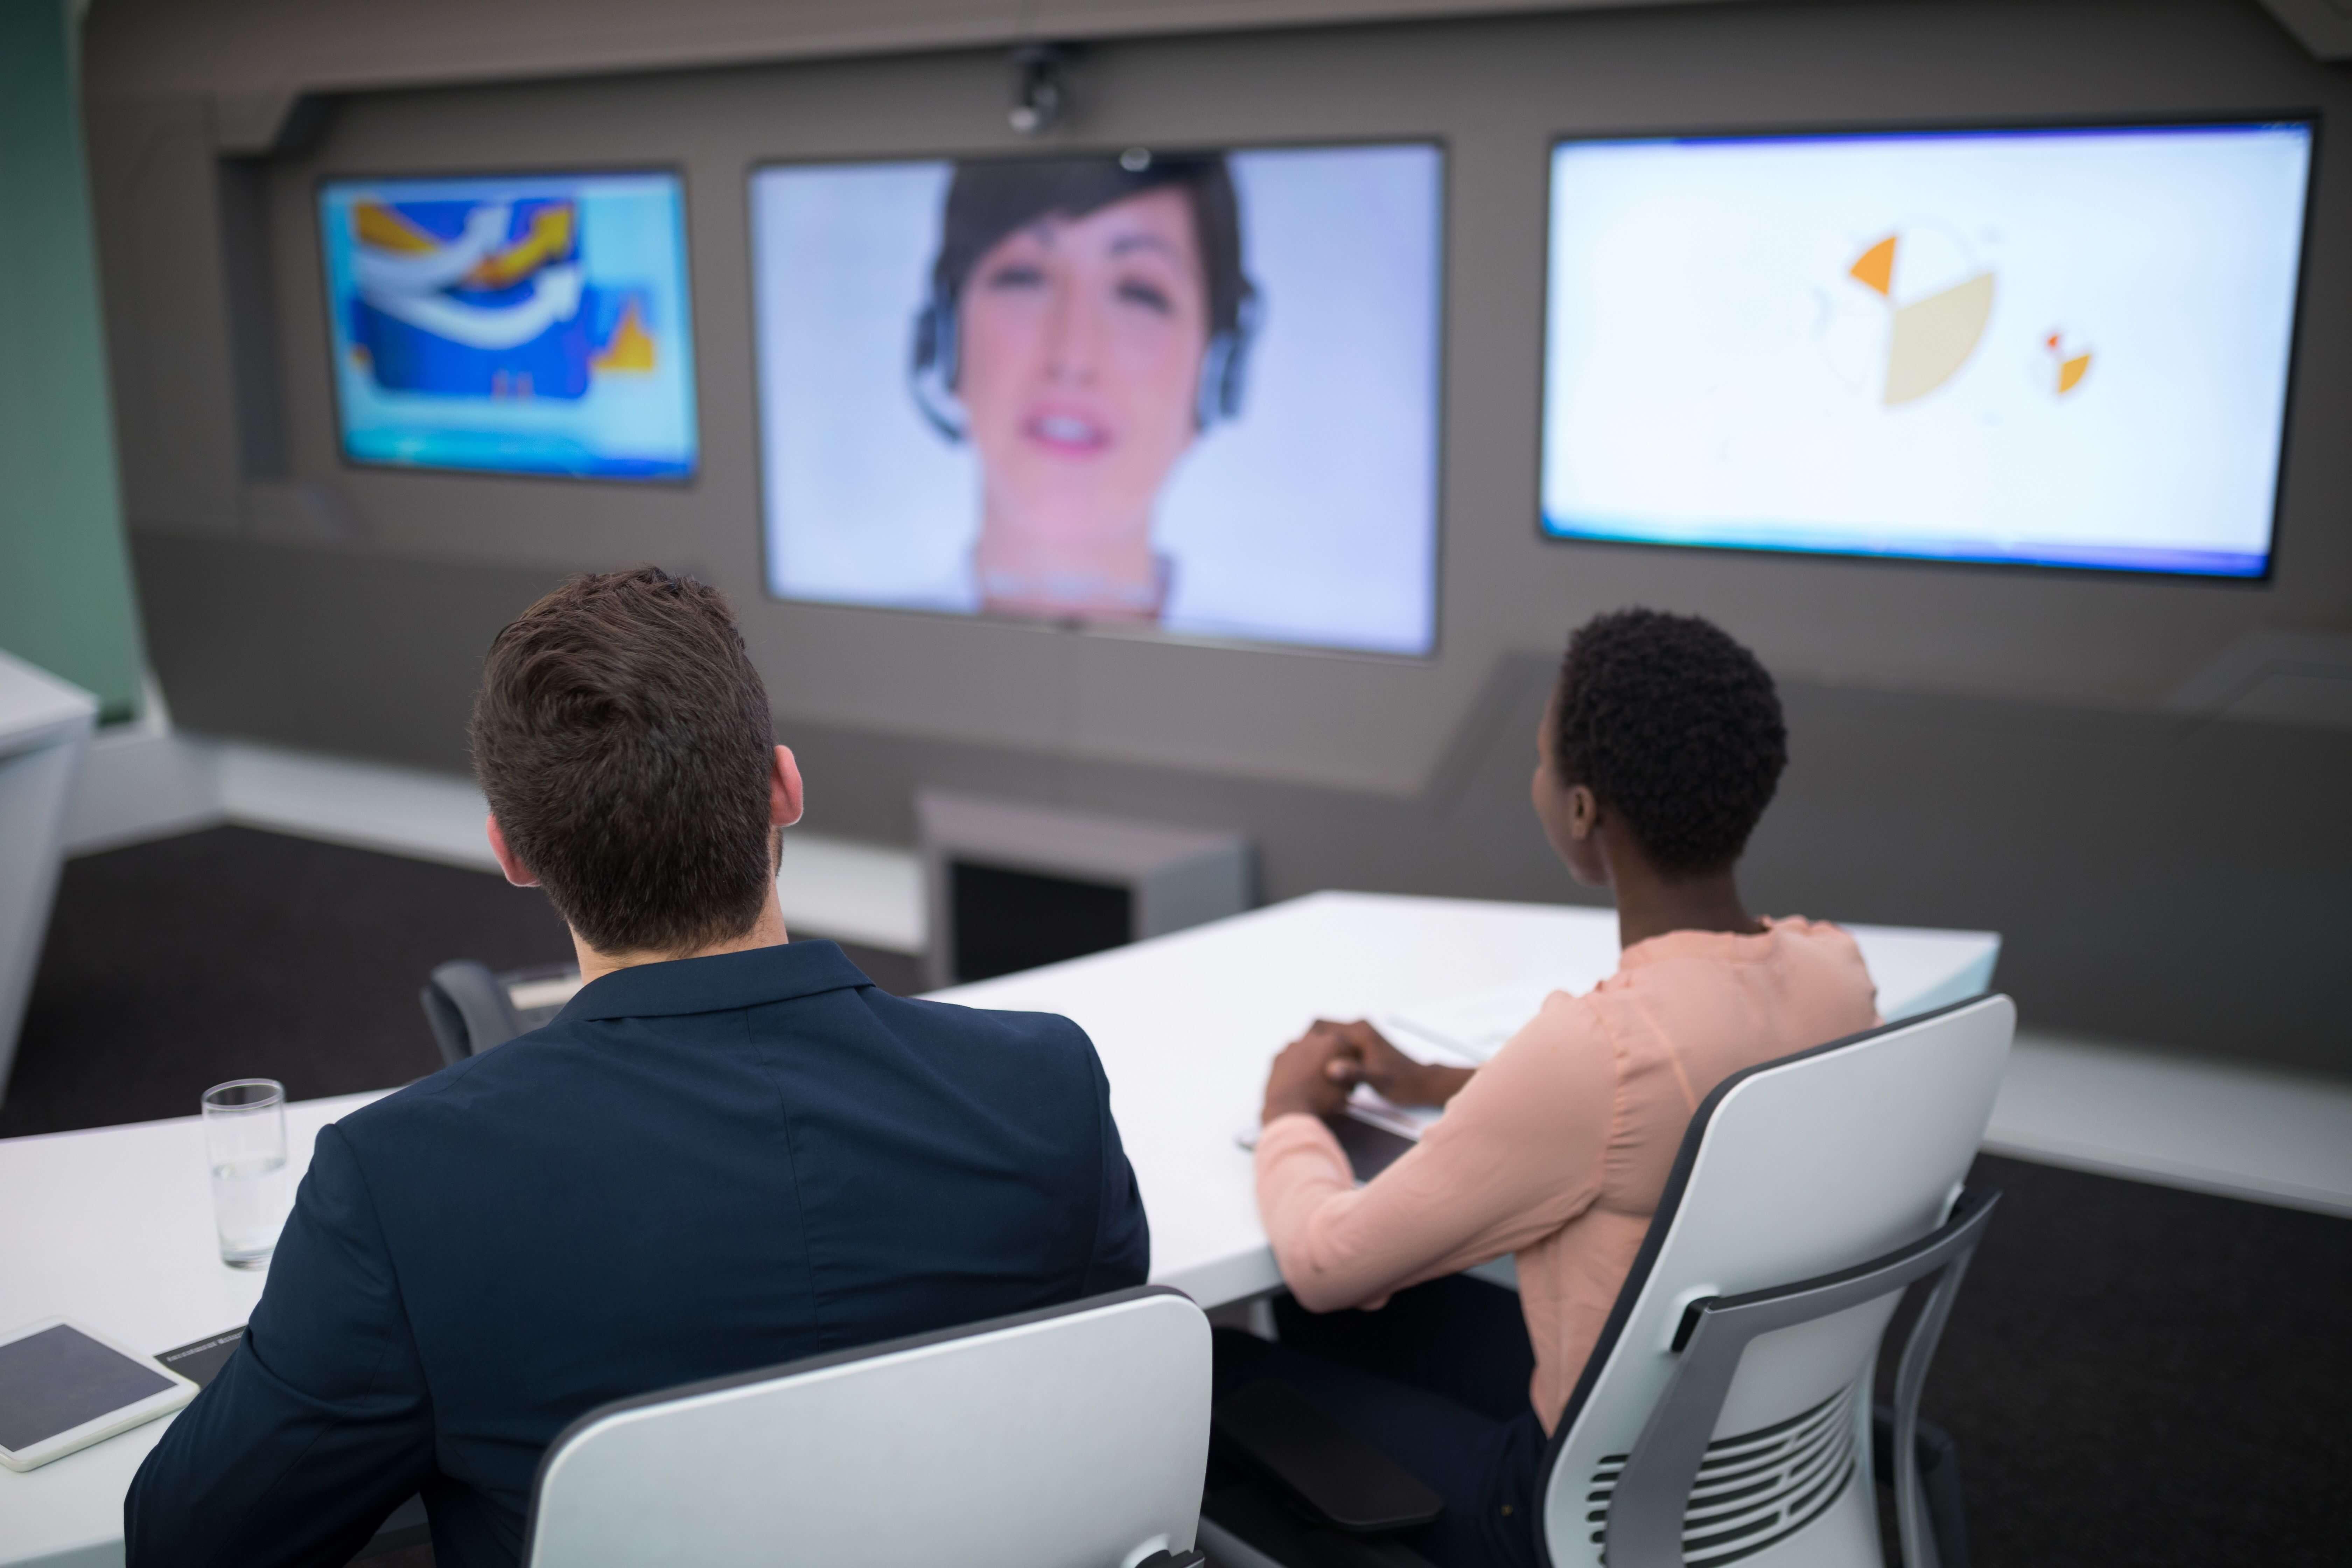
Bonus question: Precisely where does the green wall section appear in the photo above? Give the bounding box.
[0,0,145,720]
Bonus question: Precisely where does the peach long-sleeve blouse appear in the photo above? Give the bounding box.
[1254,917,1881,1433]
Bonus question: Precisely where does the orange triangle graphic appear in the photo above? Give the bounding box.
[1849,235,1896,296]
[593,299,658,372]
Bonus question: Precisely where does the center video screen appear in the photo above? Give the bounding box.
[750,144,1442,656]
[1539,120,2312,577]
[318,171,698,481]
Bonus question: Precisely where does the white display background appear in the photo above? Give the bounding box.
[1541,124,2310,573]
[752,145,1442,654]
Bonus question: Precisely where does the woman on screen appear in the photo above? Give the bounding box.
[909,152,1258,624]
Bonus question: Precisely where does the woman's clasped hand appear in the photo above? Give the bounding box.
[1259,1020,1475,1125]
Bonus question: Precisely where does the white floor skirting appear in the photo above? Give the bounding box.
[1986,1032,2352,1218]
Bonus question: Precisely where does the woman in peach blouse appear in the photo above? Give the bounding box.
[1228,609,1882,1568]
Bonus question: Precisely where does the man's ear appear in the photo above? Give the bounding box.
[485,815,540,888]
[770,745,805,828]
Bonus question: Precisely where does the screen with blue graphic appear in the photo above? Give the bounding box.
[319,172,697,480]
[1540,121,2312,578]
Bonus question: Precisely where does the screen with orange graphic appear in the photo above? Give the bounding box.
[319,172,696,480]
[1540,122,2312,577]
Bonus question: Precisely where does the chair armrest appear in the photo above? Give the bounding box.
[1211,1379,1443,1534]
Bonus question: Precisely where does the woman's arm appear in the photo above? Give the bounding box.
[1255,993,1617,1312]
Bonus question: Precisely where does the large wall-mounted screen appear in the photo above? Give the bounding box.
[750,144,1442,655]
[1540,121,2312,578]
[318,172,697,480]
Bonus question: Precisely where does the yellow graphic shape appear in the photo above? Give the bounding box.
[1883,272,1995,406]
[592,299,658,373]
[466,206,577,290]
[2057,353,2091,394]
[353,201,439,254]
[1848,234,1896,296]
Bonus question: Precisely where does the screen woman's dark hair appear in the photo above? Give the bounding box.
[913,152,1259,433]
[470,568,776,954]
[934,152,1251,341]
[1553,609,1788,877]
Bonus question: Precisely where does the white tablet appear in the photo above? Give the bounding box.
[0,1319,197,1472]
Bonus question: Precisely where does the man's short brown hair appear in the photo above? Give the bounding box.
[471,568,776,954]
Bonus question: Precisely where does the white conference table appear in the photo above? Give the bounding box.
[0,890,1996,1567]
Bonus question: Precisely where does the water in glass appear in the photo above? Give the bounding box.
[210,1154,290,1267]
[203,1078,289,1268]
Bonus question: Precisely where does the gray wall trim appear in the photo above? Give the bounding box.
[82,0,1746,102]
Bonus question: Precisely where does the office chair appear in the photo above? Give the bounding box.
[418,960,581,1065]
[524,1284,1214,1568]
[1205,993,2015,1568]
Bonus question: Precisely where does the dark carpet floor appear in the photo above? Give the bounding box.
[7,828,2344,1564]
[1929,1152,2348,1566]
[1,825,919,1138]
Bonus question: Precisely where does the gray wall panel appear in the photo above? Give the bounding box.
[90,0,2349,793]
[98,0,2352,1073]
[134,534,561,768]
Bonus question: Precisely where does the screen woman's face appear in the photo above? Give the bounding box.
[957,187,1212,545]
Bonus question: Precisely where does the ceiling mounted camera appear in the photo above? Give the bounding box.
[1008,44,1074,136]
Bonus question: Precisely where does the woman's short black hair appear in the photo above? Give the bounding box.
[931,152,1252,342]
[1552,608,1788,877]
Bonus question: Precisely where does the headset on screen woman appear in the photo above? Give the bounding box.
[907,265,1264,441]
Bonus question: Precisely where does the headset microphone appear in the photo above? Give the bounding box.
[908,298,968,441]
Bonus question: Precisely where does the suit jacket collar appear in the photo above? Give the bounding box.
[557,941,872,1024]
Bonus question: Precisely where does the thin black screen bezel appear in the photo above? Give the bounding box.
[741,136,1451,663]
[310,164,702,488]
[1532,112,2321,587]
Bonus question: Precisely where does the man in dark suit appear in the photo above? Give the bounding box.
[127,568,1149,1567]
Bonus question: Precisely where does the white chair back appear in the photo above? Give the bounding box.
[526,1286,1212,1568]
[1540,995,2015,1568]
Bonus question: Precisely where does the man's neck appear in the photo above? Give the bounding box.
[572,894,790,985]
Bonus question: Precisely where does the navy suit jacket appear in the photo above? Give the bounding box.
[126,942,1148,1567]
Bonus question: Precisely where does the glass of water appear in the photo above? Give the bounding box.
[203,1079,290,1268]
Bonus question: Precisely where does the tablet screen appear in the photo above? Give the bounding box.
[0,1325,173,1452]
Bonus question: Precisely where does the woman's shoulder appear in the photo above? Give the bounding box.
[1762,913,1865,955]
[1605,917,1875,1006]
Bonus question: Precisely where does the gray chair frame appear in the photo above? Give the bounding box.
[419,959,523,1066]
[420,959,583,1065]
[1600,1188,1997,1568]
